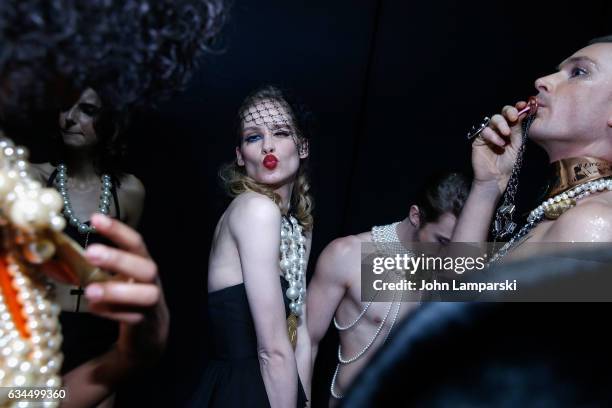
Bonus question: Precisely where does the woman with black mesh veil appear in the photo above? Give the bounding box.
[0,1,227,406]
[189,85,313,407]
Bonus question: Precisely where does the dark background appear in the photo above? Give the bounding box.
[59,0,611,406]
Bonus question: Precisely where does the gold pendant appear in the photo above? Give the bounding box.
[287,313,298,349]
[544,198,576,220]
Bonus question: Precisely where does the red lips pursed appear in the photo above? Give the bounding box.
[263,154,279,170]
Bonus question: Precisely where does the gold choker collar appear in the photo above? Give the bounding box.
[547,156,612,198]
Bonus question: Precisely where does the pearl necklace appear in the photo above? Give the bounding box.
[54,164,113,235]
[0,136,66,401]
[331,222,407,399]
[279,215,307,316]
[372,221,402,243]
[490,177,612,262]
[332,222,403,332]
[0,256,63,393]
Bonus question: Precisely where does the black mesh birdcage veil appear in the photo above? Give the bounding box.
[237,86,308,152]
[239,97,294,128]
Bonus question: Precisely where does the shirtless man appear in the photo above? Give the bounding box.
[453,35,612,255]
[306,172,469,405]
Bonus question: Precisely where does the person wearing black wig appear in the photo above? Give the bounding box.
[26,86,150,388]
[0,1,228,406]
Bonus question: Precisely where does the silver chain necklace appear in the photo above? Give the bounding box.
[492,114,536,241]
[331,222,407,399]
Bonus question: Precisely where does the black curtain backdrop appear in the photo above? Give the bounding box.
[31,1,610,406]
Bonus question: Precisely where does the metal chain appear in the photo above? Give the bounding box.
[492,114,536,241]
[489,221,536,263]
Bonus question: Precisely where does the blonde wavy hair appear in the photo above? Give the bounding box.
[219,86,314,231]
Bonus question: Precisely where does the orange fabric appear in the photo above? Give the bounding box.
[0,256,30,338]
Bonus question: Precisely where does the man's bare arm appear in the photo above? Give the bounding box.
[452,181,502,242]
[453,103,529,242]
[306,238,356,379]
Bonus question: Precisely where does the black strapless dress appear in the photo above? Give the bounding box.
[189,276,307,407]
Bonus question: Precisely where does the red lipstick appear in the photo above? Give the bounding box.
[263,154,278,170]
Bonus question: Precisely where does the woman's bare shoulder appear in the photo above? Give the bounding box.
[226,192,281,230]
[118,174,145,197]
[228,191,279,216]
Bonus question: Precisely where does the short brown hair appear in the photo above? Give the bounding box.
[414,172,470,225]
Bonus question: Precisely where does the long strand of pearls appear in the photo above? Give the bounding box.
[0,141,65,233]
[0,257,63,395]
[332,222,403,332]
[331,293,403,399]
[337,290,402,364]
[54,164,112,235]
[330,222,408,399]
[280,215,306,316]
[0,136,67,406]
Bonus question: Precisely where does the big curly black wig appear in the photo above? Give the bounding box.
[0,0,228,173]
[0,0,228,125]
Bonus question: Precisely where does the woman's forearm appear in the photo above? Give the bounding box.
[295,325,312,401]
[259,349,298,408]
